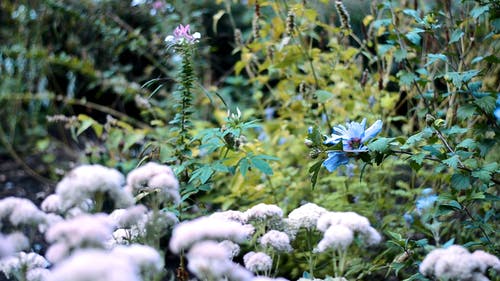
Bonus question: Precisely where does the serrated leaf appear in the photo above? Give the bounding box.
[397,71,418,87]
[457,104,476,120]
[474,95,496,113]
[449,29,464,44]
[367,137,395,153]
[405,29,423,45]
[394,48,407,62]
[451,173,471,190]
[472,169,492,182]
[443,155,460,168]
[403,9,422,22]
[443,125,468,135]
[377,44,394,56]
[425,53,448,67]
[457,138,477,150]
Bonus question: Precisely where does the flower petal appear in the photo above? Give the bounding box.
[322,152,349,172]
[361,120,383,143]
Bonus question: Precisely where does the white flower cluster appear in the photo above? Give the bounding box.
[53,164,133,212]
[210,210,248,224]
[45,213,115,263]
[0,251,49,281]
[419,245,500,281]
[0,232,29,256]
[245,203,283,224]
[125,162,180,205]
[286,203,327,232]
[243,251,273,274]
[314,211,381,252]
[187,240,253,281]
[259,230,292,253]
[110,208,178,246]
[0,197,46,228]
[169,216,254,254]
[48,245,163,281]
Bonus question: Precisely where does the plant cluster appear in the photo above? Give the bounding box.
[0,0,499,280]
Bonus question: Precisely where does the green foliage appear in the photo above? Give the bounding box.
[1,0,499,280]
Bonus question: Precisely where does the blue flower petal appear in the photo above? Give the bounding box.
[322,151,349,172]
[362,120,383,143]
[324,134,342,145]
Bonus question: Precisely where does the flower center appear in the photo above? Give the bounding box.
[348,137,361,149]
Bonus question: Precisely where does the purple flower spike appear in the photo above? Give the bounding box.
[165,24,201,45]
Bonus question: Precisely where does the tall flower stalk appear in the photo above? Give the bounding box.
[165,24,201,170]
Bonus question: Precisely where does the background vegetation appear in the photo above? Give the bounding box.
[0,0,498,280]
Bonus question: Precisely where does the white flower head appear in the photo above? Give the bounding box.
[169,216,252,253]
[0,233,15,258]
[26,268,50,281]
[41,194,62,214]
[109,205,148,228]
[55,164,133,211]
[472,250,500,272]
[219,240,241,259]
[245,203,283,225]
[0,197,46,228]
[111,244,164,276]
[186,241,252,281]
[45,213,115,263]
[315,225,354,252]
[419,245,495,280]
[287,203,327,230]
[0,252,49,279]
[48,249,141,281]
[243,251,273,274]
[210,210,248,224]
[125,162,180,205]
[3,232,29,252]
[259,230,292,253]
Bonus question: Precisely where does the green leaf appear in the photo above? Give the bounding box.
[472,169,492,182]
[190,166,215,185]
[397,71,418,87]
[443,155,460,168]
[309,160,323,189]
[377,44,394,56]
[474,95,496,113]
[403,9,422,22]
[239,158,250,177]
[451,173,471,190]
[250,157,273,175]
[76,117,94,136]
[394,48,408,63]
[314,90,334,103]
[457,104,476,120]
[405,28,424,45]
[470,5,489,19]
[449,29,464,44]
[425,53,448,67]
[457,138,477,150]
[367,137,395,153]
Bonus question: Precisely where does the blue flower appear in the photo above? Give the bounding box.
[322,151,349,172]
[403,212,414,225]
[494,96,500,122]
[416,194,438,214]
[324,119,383,152]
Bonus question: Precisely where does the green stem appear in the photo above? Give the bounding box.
[306,229,315,277]
[94,191,105,213]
